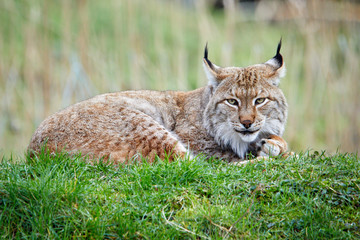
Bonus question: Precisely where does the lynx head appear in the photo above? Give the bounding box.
[203,40,288,158]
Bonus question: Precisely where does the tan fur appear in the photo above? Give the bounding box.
[28,42,289,164]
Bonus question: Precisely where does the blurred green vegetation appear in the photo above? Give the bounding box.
[0,0,359,158]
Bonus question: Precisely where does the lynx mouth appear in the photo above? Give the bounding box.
[235,129,260,135]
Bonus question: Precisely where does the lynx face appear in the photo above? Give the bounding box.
[203,42,287,158]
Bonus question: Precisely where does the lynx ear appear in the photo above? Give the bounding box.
[264,39,286,86]
[203,43,223,86]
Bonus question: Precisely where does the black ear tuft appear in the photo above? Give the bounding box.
[204,42,212,66]
[276,38,282,55]
[204,42,208,59]
[274,38,283,67]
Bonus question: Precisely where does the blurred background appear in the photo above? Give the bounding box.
[0,0,359,158]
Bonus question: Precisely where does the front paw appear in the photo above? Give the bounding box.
[258,135,287,157]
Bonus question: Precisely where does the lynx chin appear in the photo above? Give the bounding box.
[28,40,288,164]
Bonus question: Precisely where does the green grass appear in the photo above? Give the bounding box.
[1,152,359,239]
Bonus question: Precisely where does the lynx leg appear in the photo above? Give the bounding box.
[28,106,188,164]
[76,107,188,163]
[258,135,287,157]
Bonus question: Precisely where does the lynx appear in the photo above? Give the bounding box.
[28,41,288,164]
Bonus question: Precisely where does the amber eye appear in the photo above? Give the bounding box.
[255,98,266,105]
[226,99,238,106]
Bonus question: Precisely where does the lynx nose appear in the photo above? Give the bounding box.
[241,120,253,129]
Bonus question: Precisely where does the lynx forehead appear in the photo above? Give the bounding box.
[28,40,288,164]
[241,69,260,85]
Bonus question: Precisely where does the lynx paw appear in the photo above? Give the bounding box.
[257,135,287,157]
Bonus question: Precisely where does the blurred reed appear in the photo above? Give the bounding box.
[0,0,359,158]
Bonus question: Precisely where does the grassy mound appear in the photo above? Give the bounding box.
[0,151,359,239]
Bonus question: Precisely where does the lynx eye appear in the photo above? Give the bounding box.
[226,99,238,106]
[255,98,266,105]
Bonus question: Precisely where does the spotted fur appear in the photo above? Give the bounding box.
[28,41,288,164]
